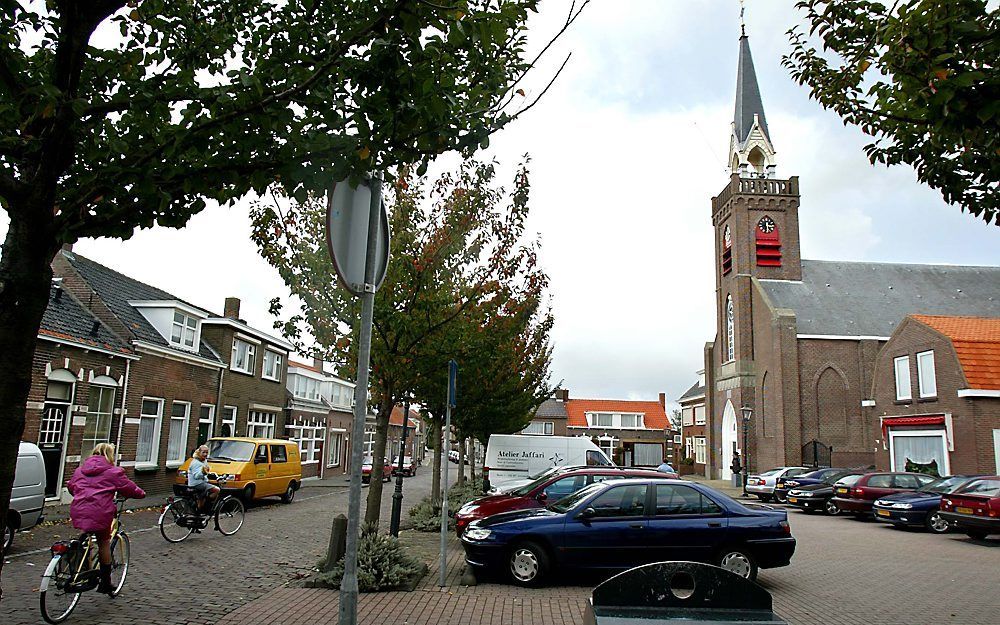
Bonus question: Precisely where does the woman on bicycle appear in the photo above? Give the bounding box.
[66,443,145,594]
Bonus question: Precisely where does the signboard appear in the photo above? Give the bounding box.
[448,359,458,408]
[326,178,390,296]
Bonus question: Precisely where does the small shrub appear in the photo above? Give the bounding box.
[315,523,424,592]
[408,477,485,532]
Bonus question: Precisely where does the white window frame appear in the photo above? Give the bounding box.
[170,310,199,350]
[136,397,163,468]
[682,407,694,427]
[694,436,707,464]
[363,426,376,457]
[694,405,706,425]
[288,424,323,464]
[262,350,283,382]
[916,350,937,398]
[586,412,645,429]
[328,429,346,467]
[198,404,215,444]
[166,401,191,467]
[82,382,117,458]
[231,338,257,375]
[247,411,275,438]
[221,406,237,437]
[595,436,615,460]
[894,356,912,401]
[521,421,554,436]
[685,436,693,459]
[887,428,950,475]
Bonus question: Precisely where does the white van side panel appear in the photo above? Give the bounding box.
[12,443,47,529]
[484,435,612,488]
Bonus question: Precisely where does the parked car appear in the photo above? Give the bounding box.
[490,465,578,495]
[786,472,865,516]
[773,467,845,503]
[873,475,983,533]
[448,450,460,464]
[455,466,670,536]
[362,456,392,483]
[831,472,937,518]
[483,434,614,492]
[939,476,1000,540]
[5,442,47,554]
[391,456,418,477]
[460,478,795,585]
[176,437,302,503]
[746,466,810,502]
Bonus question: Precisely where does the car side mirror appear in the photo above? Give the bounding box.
[578,507,596,520]
[537,492,548,501]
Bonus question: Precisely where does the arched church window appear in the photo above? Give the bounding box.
[726,295,735,362]
[755,216,782,267]
[721,224,733,276]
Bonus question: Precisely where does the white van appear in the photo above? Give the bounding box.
[482,434,614,492]
[5,442,47,553]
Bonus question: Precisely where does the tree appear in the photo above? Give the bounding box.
[0,0,588,593]
[251,157,546,525]
[783,0,999,224]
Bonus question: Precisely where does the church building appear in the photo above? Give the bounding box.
[701,32,1000,480]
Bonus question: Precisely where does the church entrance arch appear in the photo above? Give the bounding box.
[721,400,738,479]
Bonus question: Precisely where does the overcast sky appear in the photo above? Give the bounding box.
[4,1,998,408]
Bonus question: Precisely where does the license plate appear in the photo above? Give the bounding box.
[836,488,848,494]
[956,506,973,514]
[787,497,798,503]
[877,509,890,517]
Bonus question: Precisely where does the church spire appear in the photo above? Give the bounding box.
[729,16,776,178]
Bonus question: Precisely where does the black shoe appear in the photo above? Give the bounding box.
[97,564,113,595]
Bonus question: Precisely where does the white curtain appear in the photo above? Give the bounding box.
[892,434,946,471]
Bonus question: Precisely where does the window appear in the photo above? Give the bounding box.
[170,311,198,349]
[894,356,912,400]
[166,401,190,465]
[685,437,693,459]
[682,408,694,426]
[587,450,613,467]
[654,484,717,515]
[725,295,735,362]
[247,411,275,438]
[588,484,647,518]
[694,437,707,465]
[39,376,74,447]
[288,424,323,463]
[867,474,893,488]
[294,375,322,400]
[595,437,615,460]
[694,405,706,425]
[231,338,256,375]
[82,383,116,457]
[262,350,283,381]
[542,476,586,500]
[197,404,215,445]
[917,351,937,398]
[270,444,288,463]
[587,412,645,429]
[221,406,237,437]
[136,398,163,466]
[592,413,613,427]
[893,474,920,489]
[254,445,269,464]
[521,421,554,436]
[620,414,643,429]
[328,430,344,467]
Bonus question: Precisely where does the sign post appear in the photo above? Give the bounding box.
[327,175,389,625]
[439,359,458,587]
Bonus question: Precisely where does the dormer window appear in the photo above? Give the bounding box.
[171,311,198,349]
[586,412,645,429]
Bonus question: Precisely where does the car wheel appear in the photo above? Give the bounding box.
[508,541,549,587]
[773,492,787,504]
[824,500,840,516]
[966,529,987,541]
[242,484,255,503]
[3,520,14,554]
[924,509,950,534]
[757,495,771,503]
[717,546,758,581]
[281,482,296,504]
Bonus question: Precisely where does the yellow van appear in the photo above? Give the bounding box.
[176,437,302,503]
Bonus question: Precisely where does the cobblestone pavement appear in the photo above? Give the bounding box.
[0,469,434,624]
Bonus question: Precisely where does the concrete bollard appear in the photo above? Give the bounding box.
[322,513,348,572]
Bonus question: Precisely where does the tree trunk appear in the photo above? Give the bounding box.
[456,436,466,487]
[469,438,476,482]
[363,394,395,526]
[430,418,441,507]
[0,209,62,599]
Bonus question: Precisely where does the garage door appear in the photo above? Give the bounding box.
[633,443,663,467]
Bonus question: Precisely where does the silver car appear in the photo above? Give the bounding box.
[746,466,809,502]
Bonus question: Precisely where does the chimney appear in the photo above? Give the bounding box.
[658,392,666,409]
[555,388,569,402]
[61,243,73,253]
[223,297,241,320]
[313,357,324,373]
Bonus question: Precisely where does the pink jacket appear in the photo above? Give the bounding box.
[67,456,145,532]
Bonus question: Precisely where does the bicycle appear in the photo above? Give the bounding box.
[158,476,245,543]
[39,497,130,624]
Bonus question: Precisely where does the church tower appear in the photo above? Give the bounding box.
[706,27,802,479]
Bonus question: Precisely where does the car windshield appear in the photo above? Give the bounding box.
[208,440,255,462]
[831,474,862,486]
[548,482,605,513]
[799,468,834,480]
[958,478,1000,497]
[918,476,971,494]
[760,468,784,477]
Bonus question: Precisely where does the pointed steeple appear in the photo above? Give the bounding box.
[729,28,776,178]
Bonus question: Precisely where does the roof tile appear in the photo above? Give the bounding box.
[565,398,669,430]
[912,315,1000,390]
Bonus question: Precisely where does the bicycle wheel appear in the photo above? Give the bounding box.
[108,532,130,596]
[159,499,195,543]
[39,554,81,624]
[215,496,245,536]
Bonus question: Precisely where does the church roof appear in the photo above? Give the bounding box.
[733,35,769,145]
[911,315,1000,390]
[758,260,1000,338]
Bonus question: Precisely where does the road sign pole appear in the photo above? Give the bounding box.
[339,175,382,625]
[439,360,457,587]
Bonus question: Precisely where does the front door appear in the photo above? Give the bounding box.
[38,378,75,498]
[562,483,648,569]
[721,401,737,479]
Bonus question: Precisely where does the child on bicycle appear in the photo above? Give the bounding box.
[67,443,145,594]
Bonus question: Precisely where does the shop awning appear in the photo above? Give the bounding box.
[881,415,945,438]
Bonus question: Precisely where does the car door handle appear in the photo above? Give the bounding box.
[629,523,644,529]
[707,522,722,527]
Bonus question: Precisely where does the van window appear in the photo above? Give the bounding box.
[270,445,288,463]
[255,445,269,464]
[587,450,612,467]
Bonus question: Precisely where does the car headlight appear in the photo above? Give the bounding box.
[177,470,187,477]
[463,527,493,541]
[458,504,479,515]
[217,474,238,481]
[893,503,913,509]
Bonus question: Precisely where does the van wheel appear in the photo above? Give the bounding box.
[3,520,14,554]
[281,482,296,504]
[242,484,255,502]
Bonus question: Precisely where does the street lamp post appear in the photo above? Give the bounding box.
[740,405,752,497]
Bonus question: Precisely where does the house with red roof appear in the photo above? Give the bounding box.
[563,391,676,468]
[869,315,1000,476]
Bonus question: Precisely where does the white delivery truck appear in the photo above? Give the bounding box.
[482,434,614,492]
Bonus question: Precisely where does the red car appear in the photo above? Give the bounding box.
[454,466,673,536]
[939,476,1000,540]
[361,457,392,483]
[830,472,936,517]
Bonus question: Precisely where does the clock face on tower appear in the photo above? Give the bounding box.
[758,216,776,234]
[723,224,732,247]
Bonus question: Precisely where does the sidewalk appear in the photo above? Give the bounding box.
[682,474,749,499]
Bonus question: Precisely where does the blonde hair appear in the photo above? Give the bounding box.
[92,443,116,464]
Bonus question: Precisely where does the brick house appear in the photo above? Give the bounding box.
[565,394,671,467]
[698,32,1000,480]
[521,389,570,436]
[286,359,355,479]
[386,405,422,462]
[677,371,707,476]
[26,282,138,501]
[869,315,1000,475]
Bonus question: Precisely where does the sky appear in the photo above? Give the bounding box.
[4,1,998,409]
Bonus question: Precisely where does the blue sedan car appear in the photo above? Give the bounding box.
[460,478,795,586]
[872,475,982,533]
